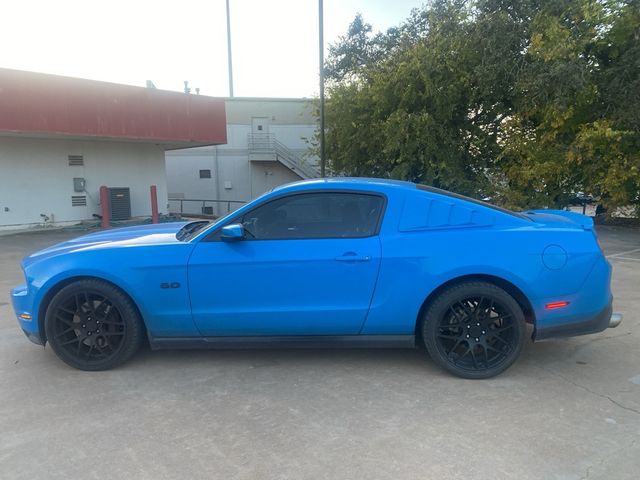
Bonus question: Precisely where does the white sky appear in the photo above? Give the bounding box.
[1,0,424,98]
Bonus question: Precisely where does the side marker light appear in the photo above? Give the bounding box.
[545,301,570,310]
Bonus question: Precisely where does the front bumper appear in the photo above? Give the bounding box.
[10,284,44,345]
[535,302,623,341]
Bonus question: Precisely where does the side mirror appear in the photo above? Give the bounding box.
[220,224,245,242]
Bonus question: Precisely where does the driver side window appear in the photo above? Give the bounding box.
[240,192,383,240]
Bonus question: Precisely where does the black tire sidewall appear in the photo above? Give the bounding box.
[45,279,143,371]
[422,281,526,379]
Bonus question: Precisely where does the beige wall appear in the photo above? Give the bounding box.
[165,98,318,217]
[0,136,168,230]
[223,97,316,125]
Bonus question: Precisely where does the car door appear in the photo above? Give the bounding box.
[188,191,385,336]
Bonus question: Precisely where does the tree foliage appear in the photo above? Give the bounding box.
[323,0,640,212]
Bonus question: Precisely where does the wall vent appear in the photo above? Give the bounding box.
[68,155,84,166]
[202,206,214,215]
[199,169,212,179]
[71,195,87,206]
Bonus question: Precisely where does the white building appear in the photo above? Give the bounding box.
[165,98,319,217]
[0,138,168,230]
[0,68,226,231]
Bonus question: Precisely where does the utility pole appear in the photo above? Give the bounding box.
[319,0,326,177]
[226,0,234,97]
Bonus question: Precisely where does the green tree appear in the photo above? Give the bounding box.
[325,1,510,197]
[323,0,640,213]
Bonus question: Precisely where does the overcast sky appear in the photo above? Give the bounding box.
[1,0,424,98]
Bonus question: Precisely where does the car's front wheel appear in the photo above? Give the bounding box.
[422,281,526,379]
[44,279,144,371]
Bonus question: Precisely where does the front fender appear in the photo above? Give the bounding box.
[23,245,199,341]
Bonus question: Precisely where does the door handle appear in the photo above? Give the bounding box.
[335,252,371,262]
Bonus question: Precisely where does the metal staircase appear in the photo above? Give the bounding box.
[248,133,319,179]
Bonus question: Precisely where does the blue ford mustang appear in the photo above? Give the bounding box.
[11,178,622,378]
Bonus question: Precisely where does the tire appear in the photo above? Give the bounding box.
[44,279,144,371]
[421,281,526,379]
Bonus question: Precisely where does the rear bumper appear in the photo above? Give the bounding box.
[534,251,621,341]
[534,302,623,341]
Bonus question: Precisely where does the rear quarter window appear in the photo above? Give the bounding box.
[416,185,532,222]
[400,187,496,231]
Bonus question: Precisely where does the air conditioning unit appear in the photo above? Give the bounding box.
[108,187,131,221]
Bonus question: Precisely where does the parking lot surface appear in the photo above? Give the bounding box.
[1,226,639,480]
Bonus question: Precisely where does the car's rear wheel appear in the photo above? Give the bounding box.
[422,281,526,379]
[44,279,144,371]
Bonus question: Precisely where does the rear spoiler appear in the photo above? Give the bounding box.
[526,209,594,230]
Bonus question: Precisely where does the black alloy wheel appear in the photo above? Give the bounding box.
[422,281,526,379]
[45,279,144,370]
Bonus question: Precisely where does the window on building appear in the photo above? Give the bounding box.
[238,192,384,240]
[199,169,212,179]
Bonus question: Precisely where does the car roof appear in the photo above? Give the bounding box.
[271,177,417,194]
[269,177,530,222]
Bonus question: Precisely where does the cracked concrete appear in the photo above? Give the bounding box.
[1,226,639,480]
[538,366,640,416]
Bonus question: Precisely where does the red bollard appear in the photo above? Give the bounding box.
[150,185,159,224]
[99,185,110,229]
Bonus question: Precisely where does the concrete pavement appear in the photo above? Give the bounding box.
[0,226,638,480]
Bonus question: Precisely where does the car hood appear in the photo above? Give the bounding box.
[22,222,196,268]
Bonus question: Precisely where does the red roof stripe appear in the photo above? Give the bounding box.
[0,68,226,148]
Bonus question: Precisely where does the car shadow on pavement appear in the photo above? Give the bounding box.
[117,331,568,379]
